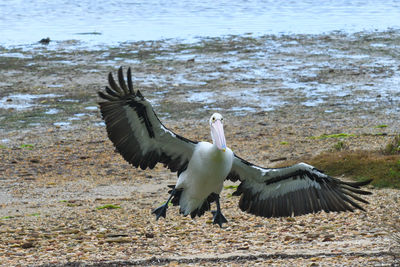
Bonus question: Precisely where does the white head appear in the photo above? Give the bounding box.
[209,113,226,152]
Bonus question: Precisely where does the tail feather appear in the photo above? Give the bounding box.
[166,185,218,218]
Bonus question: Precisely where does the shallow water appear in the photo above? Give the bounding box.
[1,30,400,127]
[0,94,59,110]
[1,0,400,47]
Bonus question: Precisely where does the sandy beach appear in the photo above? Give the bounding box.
[1,31,400,266]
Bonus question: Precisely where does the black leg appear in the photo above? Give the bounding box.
[152,189,176,220]
[211,194,228,227]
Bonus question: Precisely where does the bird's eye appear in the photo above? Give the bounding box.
[221,118,223,121]
[212,117,216,122]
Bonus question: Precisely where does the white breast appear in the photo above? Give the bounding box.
[176,142,233,215]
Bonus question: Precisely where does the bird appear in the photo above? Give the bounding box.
[98,67,372,227]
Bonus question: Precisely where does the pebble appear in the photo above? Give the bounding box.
[20,242,35,249]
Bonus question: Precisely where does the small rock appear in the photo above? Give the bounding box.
[284,235,293,241]
[145,232,154,238]
[106,233,128,238]
[21,242,35,249]
[39,37,51,45]
[99,228,108,233]
[307,233,320,239]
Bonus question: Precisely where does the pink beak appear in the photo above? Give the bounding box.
[211,119,226,151]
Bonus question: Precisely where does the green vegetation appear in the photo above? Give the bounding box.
[96,204,121,210]
[383,134,400,155]
[374,124,388,128]
[20,144,34,149]
[308,151,400,189]
[309,133,355,139]
[333,141,345,151]
[280,141,289,145]
[1,216,14,220]
[275,135,400,188]
[29,213,40,217]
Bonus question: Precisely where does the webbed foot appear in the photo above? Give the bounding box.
[152,187,181,221]
[152,203,168,220]
[212,210,228,227]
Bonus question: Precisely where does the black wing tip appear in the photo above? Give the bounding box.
[338,178,373,194]
[117,66,130,95]
[340,178,372,186]
[137,90,144,100]
[354,178,373,187]
[98,91,115,101]
[98,91,105,98]
[101,67,139,101]
[233,170,373,218]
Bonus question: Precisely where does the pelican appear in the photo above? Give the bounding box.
[98,67,372,227]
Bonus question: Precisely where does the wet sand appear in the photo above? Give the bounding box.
[0,31,400,266]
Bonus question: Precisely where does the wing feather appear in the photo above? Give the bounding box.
[227,155,372,217]
[127,67,134,94]
[108,72,122,94]
[118,67,129,95]
[98,67,197,174]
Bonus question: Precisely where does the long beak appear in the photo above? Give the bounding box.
[211,120,226,151]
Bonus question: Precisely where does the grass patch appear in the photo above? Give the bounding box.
[29,213,40,217]
[20,144,34,150]
[309,133,355,139]
[307,151,400,189]
[333,141,345,151]
[280,141,289,145]
[374,124,388,128]
[96,204,121,210]
[1,216,14,219]
[383,134,400,155]
[273,150,400,188]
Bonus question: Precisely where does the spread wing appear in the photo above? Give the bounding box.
[226,155,372,217]
[98,67,197,175]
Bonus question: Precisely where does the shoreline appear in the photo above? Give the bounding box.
[1,30,400,131]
